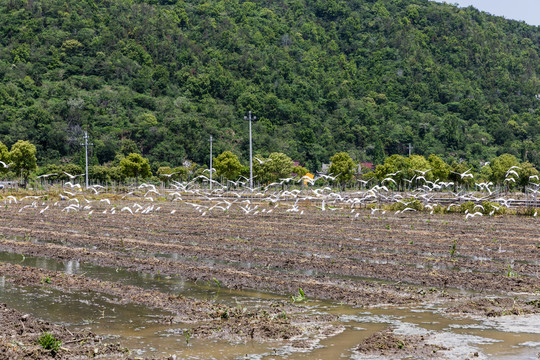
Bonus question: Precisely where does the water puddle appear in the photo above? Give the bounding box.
[152,251,398,285]
[0,250,278,306]
[0,279,272,358]
[0,251,538,359]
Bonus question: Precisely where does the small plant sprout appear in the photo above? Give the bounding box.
[450,239,457,258]
[506,265,518,278]
[220,309,229,319]
[41,276,51,284]
[213,278,221,288]
[183,329,192,345]
[291,288,307,303]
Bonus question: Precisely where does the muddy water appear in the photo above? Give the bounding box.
[0,250,282,305]
[0,251,538,359]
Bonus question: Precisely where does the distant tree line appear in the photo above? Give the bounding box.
[3,140,537,192]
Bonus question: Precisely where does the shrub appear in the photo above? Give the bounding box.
[515,207,539,216]
[390,198,424,212]
[482,201,507,216]
[458,201,475,214]
[37,332,61,354]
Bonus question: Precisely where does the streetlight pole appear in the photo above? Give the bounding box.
[209,135,213,190]
[80,131,93,189]
[244,111,256,190]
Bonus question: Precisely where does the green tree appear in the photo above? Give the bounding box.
[173,166,189,181]
[0,141,10,176]
[10,140,37,186]
[157,166,173,183]
[156,166,186,183]
[120,153,151,182]
[408,155,433,181]
[134,113,158,139]
[375,154,409,189]
[489,154,521,185]
[120,139,140,156]
[293,165,309,178]
[517,162,539,189]
[329,152,356,189]
[254,152,294,184]
[428,154,450,182]
[90,165,112,183]
[108,166,126,183]
[213,151,242,181]
[449,161,476,188]
[373,139,386,165]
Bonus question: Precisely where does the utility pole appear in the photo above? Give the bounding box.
[209,135,213,190]
[80,131,93,189]
[408,143,413,156]
[244,111,256,190]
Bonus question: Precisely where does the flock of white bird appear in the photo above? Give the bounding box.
[4,167,540,220]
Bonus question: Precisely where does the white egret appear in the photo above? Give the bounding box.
[63,171,84,180]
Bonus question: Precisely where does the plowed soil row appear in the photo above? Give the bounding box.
[0,198,538,358]
[1,201,538,300]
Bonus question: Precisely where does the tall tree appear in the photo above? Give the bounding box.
[10,140,37,186]
[489,154,521,184]
[329,152,356,189]
[213,151,242,181]
[428,154,450,182]
[254,152,294,184]
[120,153,152,182]
[0,141,10,176]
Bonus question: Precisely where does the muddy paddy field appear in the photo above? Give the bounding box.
[0,195,538,359]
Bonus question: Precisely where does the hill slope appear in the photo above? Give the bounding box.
[0,0,539,170]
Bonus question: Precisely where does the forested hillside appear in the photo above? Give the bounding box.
[1,0,539,171]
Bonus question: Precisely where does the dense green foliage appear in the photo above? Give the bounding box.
[253,152,294,184]
[1,0,540,172]
[213,150,242,180]
[329,151,356,186]
[0,136,533,189]
[120,152,151,179]
[5,140,37,184]
[373,153,539,191]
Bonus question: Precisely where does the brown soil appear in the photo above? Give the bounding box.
[354,328,448,358]
[0,262,331,344]
[0,303,127,359]
[0,197,538,357]
[446,296,540,317]
[3,201,538,299]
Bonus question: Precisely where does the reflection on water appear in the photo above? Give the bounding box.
[0,251,538,359]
